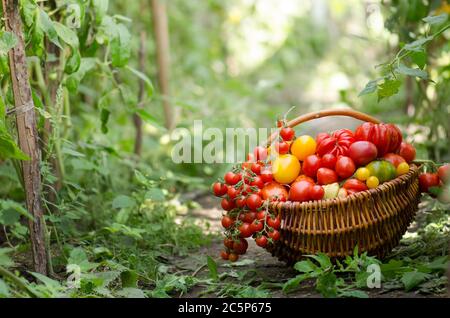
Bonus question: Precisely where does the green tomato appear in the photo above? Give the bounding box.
[366,160,396,183]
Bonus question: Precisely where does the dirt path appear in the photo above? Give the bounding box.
[171,194,445,298]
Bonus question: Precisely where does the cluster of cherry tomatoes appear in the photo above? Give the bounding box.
[213,118,450,262]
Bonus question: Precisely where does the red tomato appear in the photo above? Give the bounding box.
[310,185,325,200]
[335,156,356,179]
[383,153,406,168]
[250,219,264,233]
[438,164,450,183]
[233,238,248,254]
[261,182,288,201]
[221,199,235,211]
[242,211,256,223]
[224,171,240,185]
[280,127,295,141]
[256,211,266,220]
[316,132,329,145]
[224,237,234,249]
[419,173,440,193]
[268,229,281,241]
[321,154,337,170]
[317,168,338,185]
[342,179,368,193]
[348,141,378,166]
[250,176,264,189]
[251,162,262,175]
[267,216,281,229]
[221,215,234,228]
[289,181,312,202]
[228,253,239,262]
[254,146,268,161]
[212,182,228,197]
[227,186,240,200]
[241,160,252,170]
[275,141,290,154]
[355,122,402,156]
[260,168,273,183]
[220,251,229,260]
[235,196,246,208]
[398,142,416,163]
[238,223,253,238]
[302,155,322,178]
[316,129,355,157]
[294,175,315,184]
[247,153,255,162]
[255,235,268,247]
[246,194,262,211]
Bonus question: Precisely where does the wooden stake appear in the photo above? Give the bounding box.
[134,31,147,156]
[2,0,48,275]
[151,0,174,130]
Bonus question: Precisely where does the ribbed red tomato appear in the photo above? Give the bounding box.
[316,129,355,157]
[261,182,288,201]
[354,122,402,156]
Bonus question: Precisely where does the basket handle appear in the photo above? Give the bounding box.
[266,108,381,145]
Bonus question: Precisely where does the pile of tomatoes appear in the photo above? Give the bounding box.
[213,119,450,262]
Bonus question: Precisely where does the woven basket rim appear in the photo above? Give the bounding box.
[269,163,420,209]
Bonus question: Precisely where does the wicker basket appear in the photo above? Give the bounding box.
[265,109,421,264]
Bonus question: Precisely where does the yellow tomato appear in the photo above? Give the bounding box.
[396,162,409,176]
[355,167,370,181]
[366,176,379,189]
[290,135,316,161]
[272,154,301,184]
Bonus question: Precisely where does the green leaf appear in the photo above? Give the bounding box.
[145,188,165,201]
[0,209,20,226]
[401,271,429,291]
[0,248,14,267]
[377,79,401,101]
[68,247,99,272]
[112,195,135,209]
[53,22,79,48]
[111,23,131,67]
[29,272,62,289]
[100,107,110,134]
[0,200,33,220]
[403,36,433,52]
[293,259,318,273]
[126,66,154,97]
[307,253,332,269]
[422,13,448,25]
[38,9,62,49]
[282,274,309,293]
[395,63,428,79]
[339,289,369,298]
[0,31,17,55]
[411,51,427,69]
[120,270,138,288]
[92,0,109,24]
[0,279,10,297]
[206,256,218,281]
[316,271,338,298]
[358,78,381,96]
[116,287,146,298]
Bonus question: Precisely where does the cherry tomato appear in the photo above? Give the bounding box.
[317,168,338,185]
[310,185,325,200]
[256,211,266,220]
[250,219,264,233]
[239,222,253,238]
[438,164,450,183]
[261,182,289,201]
[291,135,316,161]
[272,154,301,184]
[398,142,416,163]
[280,127,295,141]
[255,235,268,247]
[419,173,440,193]
[242,211,257,223]
[383,153,406,168]
[266,216,281,229]
[348,141,378,166]
[321,154,337,170]
[224,237,234,249]
[213,182,228,197]
[251,162,262,174]
[233,238,248,254]
[246,194,262,211]
[268,229,281,241]
[302,155,322,178]
[366,176,379,189]
[221,199,235,211]
[355,167,370,181]
[396,162,409,176]
[250,176,264,189]
[254,146,268,161]
[335,156,356,179]
[227,186,240,200]
[221,215,234,228]
[274,141,290,155]
[260,168,273,183]
[224,171,240,185]
[221,251,229,260]
[228,253,239,262]
[235,196,247,208]
[342,179,368,193]
[295,174,315,184]
[289,180,312,202]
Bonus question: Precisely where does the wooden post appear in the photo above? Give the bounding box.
[2,0,48,275]
[151,0,175,130]
[134,31,146,156]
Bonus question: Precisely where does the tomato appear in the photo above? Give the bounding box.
[438,164,450,183]
[260,168,273,183]
[242,211,256,223]
[247,153,256,162]
[295,174,315,184]
[250,219,264,233]
[272,154,301,184]
[337,188,348,198]
[274,141,290,154]
[335,156,356,179]
[302,155,322,178]
[228,253,239,262]
[221,215,234,228]
[383,153,406,168]
[317,168,338,185]
[224,171,240,185]
[213,182,228,197]
[227,186,240,200]
[355,167,370,181]
[255,235,268,247]
[419,173,440,193]
[366,160,396,183]
[256,211,266,220]
[224,237,234,249]
[291,135,316,161]
[289,180,312,202]
[396,162,409,176]
[233,238,248,254]
[267,216,281,229]
[316,132,329,145]
[280,127,295,141]
[309,185,324,200]
[241,160,253,170]
[261,182,289,201]
[221,199,235,211]
[366,176,379,189]
[342,179,368,193]
[323,182,339,198]
[268,229,280,241]
[235,196,247,208]
[254,146,268,161]
[221,251,229,260]
[251,162,262,174]
[316,129,355,157]
[348,141,378,166]
[321,154,337,170]
[355,122,402,156]
[250,176,264,189]
[246,194,262,211]
[238,222,253,238]
[398,142,416,163]
[277,119,284,128]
